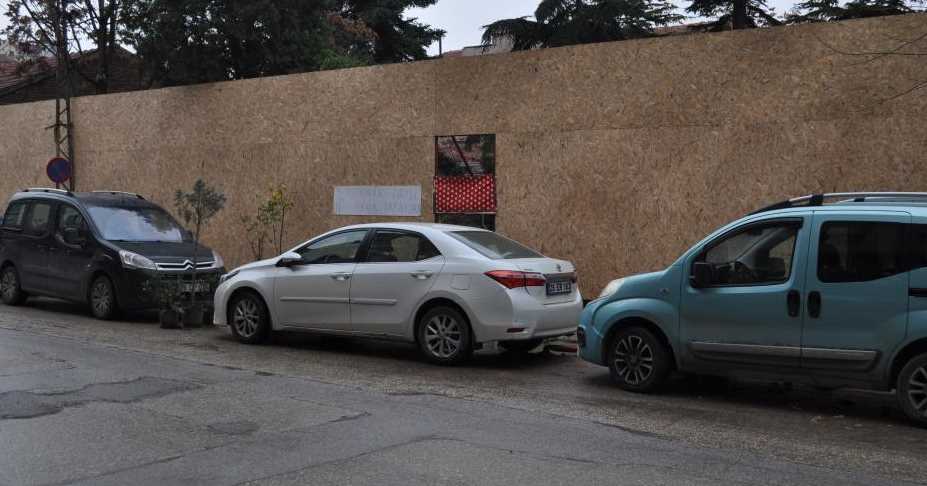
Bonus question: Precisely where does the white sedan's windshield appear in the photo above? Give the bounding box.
[87,205,187,242]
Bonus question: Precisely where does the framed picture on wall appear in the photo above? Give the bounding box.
[434,134,496,231]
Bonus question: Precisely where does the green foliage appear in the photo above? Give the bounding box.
[787,0,923,22]
[122,0,338,86]
[174,179,227,238]
[337,0,445,62]
[686,0,782,31]
[319,49,370,71]
[172,179,225,310]
[116,0,442,86]
[482,0,682,51]
[241,185,294,260]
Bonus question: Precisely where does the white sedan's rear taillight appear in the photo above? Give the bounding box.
[485,270,546,289]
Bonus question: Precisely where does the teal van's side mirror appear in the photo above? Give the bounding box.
[690,262,713,288]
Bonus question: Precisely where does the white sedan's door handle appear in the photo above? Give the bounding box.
[330,273,352,281]
[411,271,433,280]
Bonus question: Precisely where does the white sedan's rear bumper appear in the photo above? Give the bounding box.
[471,290,583,343]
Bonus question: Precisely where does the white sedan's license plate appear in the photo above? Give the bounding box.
[182,282,211,293]
[546,280,572,296]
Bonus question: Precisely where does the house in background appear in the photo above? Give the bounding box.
[0,46,143,106]
[442,35,515,58]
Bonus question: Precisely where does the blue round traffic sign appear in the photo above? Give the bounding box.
[46,157,72,184]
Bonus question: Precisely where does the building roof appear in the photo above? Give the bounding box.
[0,47,142,105]
[0,57,59,94]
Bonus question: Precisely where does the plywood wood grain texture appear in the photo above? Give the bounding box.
[0,15,925,294]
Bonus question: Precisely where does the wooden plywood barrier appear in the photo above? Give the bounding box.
[0,14,925,294]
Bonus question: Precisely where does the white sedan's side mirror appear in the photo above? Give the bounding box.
[276,251,303,268]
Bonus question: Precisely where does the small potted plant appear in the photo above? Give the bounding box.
[169,179,226,328]
[158,276,185,329]
[241,184,293,260]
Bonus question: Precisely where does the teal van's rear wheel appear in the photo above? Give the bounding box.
[607,327,672,393]
[898,353,927,427]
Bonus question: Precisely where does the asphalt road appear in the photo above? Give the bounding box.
[0,298,925,485]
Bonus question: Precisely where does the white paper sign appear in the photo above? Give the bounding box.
[334,186,422,217]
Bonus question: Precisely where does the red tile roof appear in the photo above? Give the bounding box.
[0,57,57,94]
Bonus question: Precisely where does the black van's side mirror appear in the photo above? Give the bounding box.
[62,227,87,246]
[690,262,713,288]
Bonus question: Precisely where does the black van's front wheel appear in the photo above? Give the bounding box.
[89,275,118,320]
[0,265,28,306]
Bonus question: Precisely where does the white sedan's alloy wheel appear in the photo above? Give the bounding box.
[424,314,463,359]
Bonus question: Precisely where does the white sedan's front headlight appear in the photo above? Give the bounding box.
[598,278,626,300]
[219,270,239,285]
[119,250,157,270]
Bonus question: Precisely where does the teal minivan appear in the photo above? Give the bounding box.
[578,193,927,426]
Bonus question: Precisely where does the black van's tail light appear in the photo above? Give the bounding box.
[485,270,546,289]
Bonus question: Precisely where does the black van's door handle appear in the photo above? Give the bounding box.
[808,291,822,318]
[787,290,800,317]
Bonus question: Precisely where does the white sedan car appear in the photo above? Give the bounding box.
[214,223,582,364]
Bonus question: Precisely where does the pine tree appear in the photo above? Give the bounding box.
[482,0,682,51]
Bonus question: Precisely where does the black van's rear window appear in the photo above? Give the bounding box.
[1,202,26,228]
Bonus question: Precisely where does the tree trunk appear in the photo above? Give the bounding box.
[190,217,201,310]
[277,206,286,255]
[732,0,749,30]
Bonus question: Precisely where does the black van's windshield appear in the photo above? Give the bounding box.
[86,205,188,242]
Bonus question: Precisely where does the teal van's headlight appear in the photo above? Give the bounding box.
[598,278,626,300]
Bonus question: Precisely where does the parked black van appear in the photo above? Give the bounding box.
[0,189,225,319]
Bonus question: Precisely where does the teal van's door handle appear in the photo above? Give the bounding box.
[787,290,800,317]
[808,291,822,318]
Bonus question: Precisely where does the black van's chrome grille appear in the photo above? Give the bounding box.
[155,260,215,271]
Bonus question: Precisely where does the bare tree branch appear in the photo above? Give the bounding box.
[881,78,927,102]
[815,26,927,103]
[815,29,927,62]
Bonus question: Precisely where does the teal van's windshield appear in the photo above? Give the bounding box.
[87,205,188,242]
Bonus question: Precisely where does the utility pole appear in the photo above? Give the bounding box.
[47,0,76,191]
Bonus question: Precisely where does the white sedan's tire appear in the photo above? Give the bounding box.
[417,306,473,365]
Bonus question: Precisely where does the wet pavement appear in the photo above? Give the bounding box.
[0,298,925,485]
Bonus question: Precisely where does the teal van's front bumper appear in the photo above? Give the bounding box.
[577,298,608,366]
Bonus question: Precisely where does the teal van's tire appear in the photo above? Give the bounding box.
[607,327,672,393]
[897,353,927,428]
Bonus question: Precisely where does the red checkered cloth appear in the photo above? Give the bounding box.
[434,175,497,213]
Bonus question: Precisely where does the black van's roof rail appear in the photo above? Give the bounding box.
[91,191,145,200]
[23,187,73,196]
[751,192,927,215]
